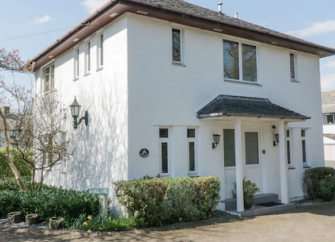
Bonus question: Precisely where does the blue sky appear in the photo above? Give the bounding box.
[1,0,335,92]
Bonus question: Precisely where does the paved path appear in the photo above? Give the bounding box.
[1,202,335,242]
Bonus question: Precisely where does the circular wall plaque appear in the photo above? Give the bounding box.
[139,149,149,158]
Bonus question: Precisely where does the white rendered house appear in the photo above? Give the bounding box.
[322,91,335,168]
[32,0,335,213]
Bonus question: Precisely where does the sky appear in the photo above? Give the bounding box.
[1,0,335,92]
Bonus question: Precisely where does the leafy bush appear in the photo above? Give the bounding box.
[303,167,335,201]
[114,176,221,227]
[234,178,260,196]
[72,214,137,232]
[0,176,49,191]
[0,148,31,178]
[0,187,100,226]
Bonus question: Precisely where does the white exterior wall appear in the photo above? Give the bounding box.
[323,125,335,168]
[34,16,129,212]
[126,14,324,204]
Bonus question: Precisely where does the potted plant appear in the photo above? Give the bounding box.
[234,178,260,209]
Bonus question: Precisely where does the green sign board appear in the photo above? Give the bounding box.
[87,188,109,195]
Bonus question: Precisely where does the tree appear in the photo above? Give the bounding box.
[0,48,73,190]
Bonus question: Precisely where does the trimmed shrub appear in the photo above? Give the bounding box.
[303,167,335,201]
[114,176,221,227]
[0,176,49,191]
[0,187,100,226]
[0,148,31,178]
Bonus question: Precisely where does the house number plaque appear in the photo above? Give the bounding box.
[139,149,149,158]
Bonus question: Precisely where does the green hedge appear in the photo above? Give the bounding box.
[0,148,31,178]
[0,187,100,226]
[303,167,335,201]
[114,176,221,227]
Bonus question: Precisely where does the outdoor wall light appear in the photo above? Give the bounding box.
[69,97,88,129]
[212,134,221,149]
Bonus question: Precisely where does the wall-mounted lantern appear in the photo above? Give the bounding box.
[212,134,221,149]
[69,97,88,129]
[272,125,279,146]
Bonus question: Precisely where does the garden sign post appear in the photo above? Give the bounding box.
[87,188,109,216]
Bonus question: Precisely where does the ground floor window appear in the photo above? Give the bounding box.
[224,129,235,167]
[286,130,291,165]
[187,129,196,172]
[160,128,169,174]
[301,129,307,164]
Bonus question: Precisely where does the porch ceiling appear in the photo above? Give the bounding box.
[197,95,310,120]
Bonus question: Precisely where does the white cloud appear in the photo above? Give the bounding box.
[324,61,335,69]
[28,15,52,25]
[321,74,335,92]
[81,0,109,14]
[286,20,335,38]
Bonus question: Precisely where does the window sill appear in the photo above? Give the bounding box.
[172,62,186,67]
[224,79,262,86]
[188,172,198,177]
[288,166,295,170]
[96,66,103,72]
[160,173,170,177]
[303,165,311,169]
[84,72,91,77]
[73,77,79,82]
[43,89,57,95]
[291,79,299,83]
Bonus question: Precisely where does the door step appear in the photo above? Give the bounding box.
[225,203,296,217]
[221,193,279,210]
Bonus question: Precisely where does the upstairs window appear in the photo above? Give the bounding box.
[290,53,296,80]
[86,41,91,74]
[324,114,334,125]
[74,48,79,79]
[44,64,54,92]
[98,34,104,68]
[172,29,182,63]
[224,40,258,83]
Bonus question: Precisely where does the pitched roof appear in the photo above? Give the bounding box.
[197,95,310,120]
[31,0,335,69]
[322,91,335,113]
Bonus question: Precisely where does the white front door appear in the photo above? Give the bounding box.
[243,130,262,192]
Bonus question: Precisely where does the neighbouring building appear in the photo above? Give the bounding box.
[31,0,335,214]
[322,91,335,168]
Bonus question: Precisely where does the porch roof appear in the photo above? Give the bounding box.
[197,95,310,120]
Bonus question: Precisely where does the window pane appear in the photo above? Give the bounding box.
[223,40,239,80]
[290,53,295,79]
[301,130,306,137]
[287,140,291,165]
[324,115,328,124]
[161,143,168,173]
[100,34,104,66]
[45,75,49,92]
[159,129,168,138]
[189,142,195,171]
[224,129,235,167]
[245,132,259,165]
[327,115,334,124]
[242,44,257,82]
[187,129,195,138]
[51,65,54,88]
[286,130,290,138]
[172,29,181,62]
[88,42,91,72]
[76,49,79,76]
[302,140,306,163]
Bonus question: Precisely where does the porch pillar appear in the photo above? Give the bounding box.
[278,120,289,204]
[235,118,244,212]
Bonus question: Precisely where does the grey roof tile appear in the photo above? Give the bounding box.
[197,95,310,119]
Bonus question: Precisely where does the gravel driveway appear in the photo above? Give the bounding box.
[1,201,335,242]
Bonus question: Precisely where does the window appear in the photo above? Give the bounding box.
[286,130,291,165]
[43,64,54,92]
[224,40,258,83]
[172,29,182,63]
[86,41,91,74]
[75,48,79,79]
[290,53,296,80]
[98,34,104,68]
[324,114,335,124]
[224,129,235,167]
[187,129,196,172]
[245,132,259,165]
[160,128,169,174]
[301,130,307,164]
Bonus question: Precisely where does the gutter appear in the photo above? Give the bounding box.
[197,113,311,120]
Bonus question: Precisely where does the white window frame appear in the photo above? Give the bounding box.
[301,129,308,167]
[43,63,55,93]
[97,33,104,70]
[286,129,293,168]
[74,47,80,80]
[290,52,298,81]
[85,40,91,75]
[172,28,183,64]
[187,128,197,175]
[223,38,260,84]
[159,128,170,176]
[323,114,335,125]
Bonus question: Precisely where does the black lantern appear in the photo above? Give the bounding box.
[212,134,221,149]
[70,97,88,129]
[273,134,279,146]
